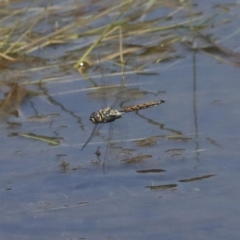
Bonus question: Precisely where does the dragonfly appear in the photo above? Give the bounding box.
[81,62,165,162]
[82,100,165,149]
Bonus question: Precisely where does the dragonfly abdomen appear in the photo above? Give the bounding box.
[121,100,165,113]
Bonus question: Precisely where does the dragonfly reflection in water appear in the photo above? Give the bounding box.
[81,62,165,163]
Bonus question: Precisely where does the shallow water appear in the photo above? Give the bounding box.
[1,0,240,239]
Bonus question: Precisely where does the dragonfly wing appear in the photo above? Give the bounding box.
[102,121,116,171]
[81,123,103,150]
[102,118,129,168]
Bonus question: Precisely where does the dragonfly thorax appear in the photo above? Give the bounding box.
[90,108,122,124]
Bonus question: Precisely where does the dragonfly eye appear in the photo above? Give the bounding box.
[89,113,96,123]
[90,112,102,124]
[90,117,95,123]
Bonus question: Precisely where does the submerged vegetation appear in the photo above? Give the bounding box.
[0,0,239,147]
[1,2,240,238]
[0,0,239,71]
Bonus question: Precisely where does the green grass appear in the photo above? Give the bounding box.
[0,0,237,80]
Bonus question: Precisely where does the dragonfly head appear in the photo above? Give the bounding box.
[90,111,102,124]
